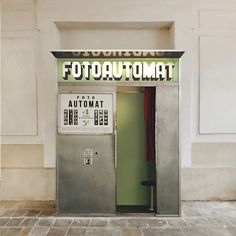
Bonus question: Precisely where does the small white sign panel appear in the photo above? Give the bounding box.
[58,93,113,134]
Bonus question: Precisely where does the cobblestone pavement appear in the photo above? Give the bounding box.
[0,201,236,236]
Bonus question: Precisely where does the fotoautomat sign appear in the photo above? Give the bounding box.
[58,93,113,134]
[52,51,183,83]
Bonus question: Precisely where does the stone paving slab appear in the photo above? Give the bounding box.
[182,209,202,217]
[29,227,50,236]
[20,218,39,227]
[227,217,236,226]
[6,218,24,227]
[167,218,188,228]
[0,218,11,226]
[107,219,127,228]
[46,227,68,236]
[53,219,72,227]
[67,227,86,236]
[36,219,55,227]
[26,210,42,217]
[12,210,28,217]
[0,202,236,236]
[227,227,236,236]
[0,226,235,236]
[206,217,232,227]
[0,210,16,217]
[182,227,208,236]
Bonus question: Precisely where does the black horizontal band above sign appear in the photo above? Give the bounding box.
[51,50,184,59]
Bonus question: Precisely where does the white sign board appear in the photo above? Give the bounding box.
[58,93,113,134]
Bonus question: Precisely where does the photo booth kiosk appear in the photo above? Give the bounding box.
[52,50,184,216]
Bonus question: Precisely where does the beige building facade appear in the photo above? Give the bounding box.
[1,0,236,202]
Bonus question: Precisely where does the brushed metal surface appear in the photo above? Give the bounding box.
[156,85,180,215]
[57,134,115,214]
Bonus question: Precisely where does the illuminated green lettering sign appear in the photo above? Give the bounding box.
[52,51,183,83]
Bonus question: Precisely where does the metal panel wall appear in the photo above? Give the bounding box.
[57,135,115,214]
[156,85,180,215]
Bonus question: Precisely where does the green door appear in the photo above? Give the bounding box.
[117,92,154,206]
